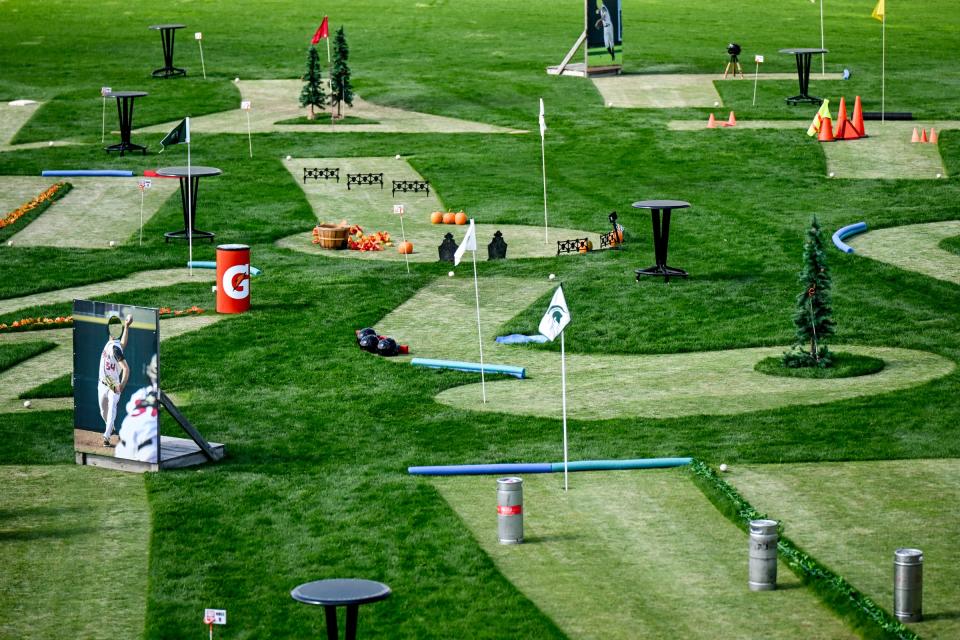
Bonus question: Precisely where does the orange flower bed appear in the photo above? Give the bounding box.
[0,306,205,333]
[0,182,69,229]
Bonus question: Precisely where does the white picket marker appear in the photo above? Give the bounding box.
[753,55,764,106]
[137,178,151,246]
[241,100,252,157]
[195,32,206,79]
[393,203,409,274]
[100,87,111,143]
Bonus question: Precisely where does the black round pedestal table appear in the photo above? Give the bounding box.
[632,199,690,283]
[291,579,391,640]
[149,24,186,78]
[779,48,828,105]
[104,91,148,156]
[155,166,221,242]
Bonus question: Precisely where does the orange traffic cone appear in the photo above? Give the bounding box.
[851,96,866,136]
[707,113,717,128]
[837,118,862,140]
[911,127,920,143]
[818,117,836,142]
[723,111,737,127]
[920,128,928,143]
[930,127,939,144]
[836,97,849,127]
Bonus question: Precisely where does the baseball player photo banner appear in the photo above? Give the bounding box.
[586,0,622,71]
[73,300,160,464]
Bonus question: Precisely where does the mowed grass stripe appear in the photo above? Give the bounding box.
[434,470,855,640]
[0,465,149,640]
[727,460,960,640]
[380,277,954,419]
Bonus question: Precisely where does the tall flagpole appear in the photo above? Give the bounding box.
[187,118,193,276]
[820,0,825,77]
[560,329,568,491]
[541,132,548,244]
[472,248,487,403]
[881,13,886,123]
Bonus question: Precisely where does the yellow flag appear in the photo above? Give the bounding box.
[872,0,885,21]
[807,99,832,137]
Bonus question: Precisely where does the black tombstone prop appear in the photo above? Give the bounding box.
[488,231,507,260]
[438,232,459,263]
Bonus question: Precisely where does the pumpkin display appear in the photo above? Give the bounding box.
[430,212,443,224]
[442,212,456,224]
[454,211,468,225]
[398,241,414,254]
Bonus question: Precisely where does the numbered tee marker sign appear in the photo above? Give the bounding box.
[195,32,203,40]
[203,609,226,625]
[754,54,764,64]
[393,204,405,215]
[240,101,251,111]
[100,87,112,97]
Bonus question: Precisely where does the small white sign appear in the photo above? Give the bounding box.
[101,87,111,97]
[754,54,764,64]
[393,204,404,215]
[204,609,226,625]
[138,179,152,190]
[195,32,203,40]
[240,101,251,111]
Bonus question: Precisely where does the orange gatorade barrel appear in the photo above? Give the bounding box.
[216,244,250,313]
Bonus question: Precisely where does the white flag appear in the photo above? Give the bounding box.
[453,219,476,266]
[538,98,547,138]
[538,285,570,341]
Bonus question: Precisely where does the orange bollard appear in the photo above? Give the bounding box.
[920,128,928,143]
[818,117,836,142]
[851,96,867,136]
[911,128,920,143]
[929,128,939,144]
[724,111,737,127]
[707,113,717,128]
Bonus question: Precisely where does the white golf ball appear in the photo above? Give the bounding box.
[23,400,31,409]
[108,240,115,247]
[828,172,835,178]
[936,173,942,179]
[234,77,240,83]
[6,240,12,247]
[285,155,292,160]
[719,463,728,472]
[48,141,53,146]
[395,154,401,160]
[607,101,613,107]
[714,101,720,107]
[448,271,454,277]
[548,273,556,280]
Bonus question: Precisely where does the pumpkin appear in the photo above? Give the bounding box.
[430,212,443,224]
[442,212,456,224]
[398,241,414,254]
[454,212,468,225]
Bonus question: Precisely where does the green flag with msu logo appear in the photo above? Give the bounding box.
[159,117,190,151]
[538,285,570,341]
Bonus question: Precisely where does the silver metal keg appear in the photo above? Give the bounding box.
[894,548,923,622]
[497,477,523,544]
[748,519,779,591]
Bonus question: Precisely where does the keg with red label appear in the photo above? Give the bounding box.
[497,477,523,544]
[216,244,250,314]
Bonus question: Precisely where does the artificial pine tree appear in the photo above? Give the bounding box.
[329,27,354,118]
[299,46,326,120]
[784,216,836,368]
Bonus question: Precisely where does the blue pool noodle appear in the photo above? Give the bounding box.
[187,260,262,276]
[832,221,867,254]
[411,358,526,379]
[42,169,134,177]
[408,457,692,476]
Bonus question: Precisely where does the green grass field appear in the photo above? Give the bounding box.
[2,0,960,637]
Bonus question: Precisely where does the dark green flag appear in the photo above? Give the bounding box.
[159,118,190,151]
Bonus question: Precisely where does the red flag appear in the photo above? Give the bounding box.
[311,17,329,44]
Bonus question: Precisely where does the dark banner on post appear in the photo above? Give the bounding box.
[73,300,160,464]
[586,0,622,71]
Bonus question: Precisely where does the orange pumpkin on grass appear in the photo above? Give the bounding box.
[442,212,456,224]
[430,212,443,224]
[398,241,414,254]
[454,212,468,225]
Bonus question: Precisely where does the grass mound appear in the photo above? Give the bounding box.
[0,341,55,374]
[275,115,379,125]
[939,235,960,256]
[755,353,886,379]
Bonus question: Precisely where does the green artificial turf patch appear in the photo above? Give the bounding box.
[755,352,885,379]
[0,466,149,640]
[275,115,380,125]
[847,220,960,286]
[727,460,960,640]
[434,470,855,639]
[0,340,55,373]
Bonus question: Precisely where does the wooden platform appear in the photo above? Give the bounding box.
[75,435,224,473]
